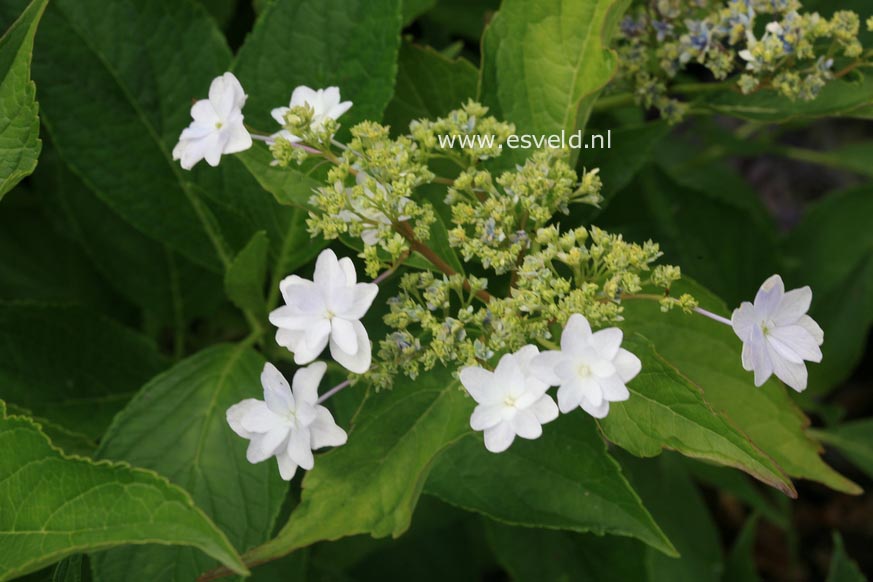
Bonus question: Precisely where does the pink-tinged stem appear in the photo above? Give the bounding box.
[317,379,351,404]
[694,306,732,327]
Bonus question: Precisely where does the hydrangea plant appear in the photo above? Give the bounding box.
[0,0,871,580]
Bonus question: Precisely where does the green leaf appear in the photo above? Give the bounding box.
[0,186,127,317]
[225,231,269,318]
[600,164,779,306]
[813,419,873,481]
[91,344,287,582]
[419,0,498,42]
[232,0,403,131]
[599,337,795,496]
[0,303,169,440]
[784,186,873,395]
[826,532,866,582]
[36,148,225,326]
[618,452,724,582]
[684,460,787,529]
[480,0,631,164]
[723,515,761,582]
[4,403,96,458]
[401,0,436,25]
[238,367,470,570]
[620,279,861,495]
[701,75,873,121]
[0,400,247,581]
[383,43,478,133]
[0,0,46,200]
[426,413,676,556]
[31,0,236,269]
[484,521,648,582]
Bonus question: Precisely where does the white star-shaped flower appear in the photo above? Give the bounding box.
[226,362,347,480]
[731,274,823,392]
[269,249,377,373]
[531,314,641,418]
[271,86,352,142]
[173,72,252,170]
[460,345,559,453]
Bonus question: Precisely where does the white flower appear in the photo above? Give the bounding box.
[731,274,823,392]
[531,314,641,419]
[271,86,352,142]
[269,249,377,373]
[459,345,559,453]
[172,72,252,170]
[226,362,347,480]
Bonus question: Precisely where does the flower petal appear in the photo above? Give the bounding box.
[292,320,331,365]
[292,361,327,405]
[753,274,784,318]
[766,343,809,392]
[330,317,359,355]
[731,302,757,342]
[286,428,314,470]
[275,451,298,481]
[613,348,642,383]
[483,422,515,453]
[338,257,357,285]
[329,319,371,373]
[556,381,584,413]
[768,325,822,363]
[591,327,623,360]
[580,397,610,419]
[338,283,378,320]
[796,314,824,345]
[459,366,494,404]
[773,286,812,325]
[209,72,246,120]
[598,374,630,402]
[511,409,543,440]
[226,399,261,438]
[310,407,348,449]
[531,395,559,424]
[246,428,287,463]
[471,403,504,431]
[261,363,295,414]
[224,123,252,154]
[289,85,318,108]
[561,314,592,353]
[529,351,564,385]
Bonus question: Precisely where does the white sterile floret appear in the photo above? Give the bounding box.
[269,249,378,373]
[459,345,559,453]
[173,72,252,169]
[271,85,353,142]
[226,362,347,480]
[731,274,824,392]
[531,314,641,419]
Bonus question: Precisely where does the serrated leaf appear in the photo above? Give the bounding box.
[0,401,246,581]
[234,368,470,575]
[383,42,478,132]
[0,303,169,440]
[426,414,677,556]
[225,230,269,317]
[91,344,287,582]
[480,0,631,164]
[599,337,795,496]
[0,0,46,200]
[620,279,860,494]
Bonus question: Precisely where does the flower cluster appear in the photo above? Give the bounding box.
[172,73,827,469]
[613,0,871,122]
